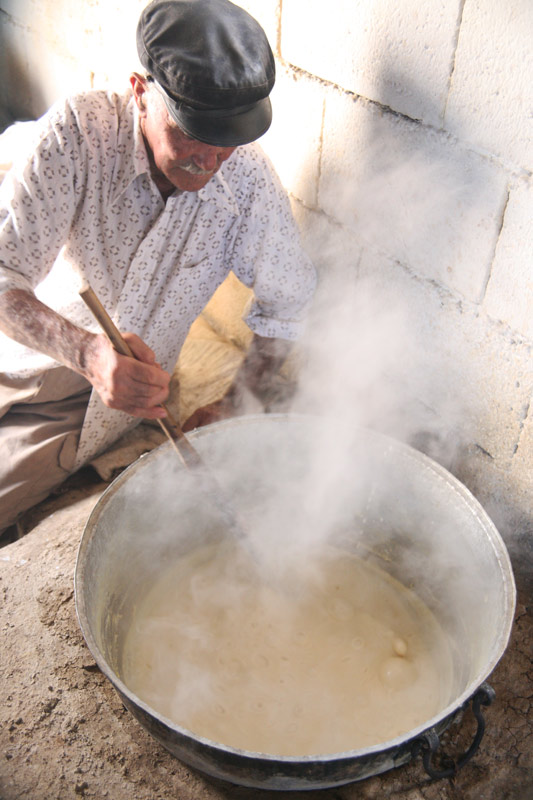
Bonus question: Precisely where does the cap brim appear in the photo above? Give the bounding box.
[158,89,272,147]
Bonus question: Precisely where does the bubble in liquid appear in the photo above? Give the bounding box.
[287,721,298,735]
[393,637,408,657]
[251,699,266,713]
[328,598,354,621]
[228,657,244,673]
[295,629,308,646]
[379,656,416,690]
[293,703,304,718]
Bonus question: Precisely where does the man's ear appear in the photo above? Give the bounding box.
[130,73,148,114]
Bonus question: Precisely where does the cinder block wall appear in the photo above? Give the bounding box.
[0,0,532,562]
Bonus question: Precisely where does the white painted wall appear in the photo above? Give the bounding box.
[0,0,531,558]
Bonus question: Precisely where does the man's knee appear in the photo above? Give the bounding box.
[0,382,89,533]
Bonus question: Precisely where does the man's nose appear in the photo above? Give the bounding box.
[192,144,234,171]
[192,146,222,171]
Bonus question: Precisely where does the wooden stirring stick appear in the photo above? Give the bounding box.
[79,283,202,469]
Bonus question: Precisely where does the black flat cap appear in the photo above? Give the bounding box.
[137,0,275,147]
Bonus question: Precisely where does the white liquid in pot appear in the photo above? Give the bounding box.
[121,541,454,756]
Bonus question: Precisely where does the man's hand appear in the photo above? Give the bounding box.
[183,334,293,431]
[237,334,293,398]
[182,393,238,432]
[81,331,170,419]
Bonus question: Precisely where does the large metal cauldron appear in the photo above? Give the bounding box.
[75,414,515,791]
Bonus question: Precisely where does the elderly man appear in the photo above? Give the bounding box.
[0,0,316,537]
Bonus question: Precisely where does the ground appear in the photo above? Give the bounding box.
[0,463,531,800]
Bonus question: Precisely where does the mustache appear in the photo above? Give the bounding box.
[178,160,214,176]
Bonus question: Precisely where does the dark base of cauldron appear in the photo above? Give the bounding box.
[119,691,460,792]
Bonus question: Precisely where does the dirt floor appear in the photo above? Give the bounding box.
[1,459,532,800]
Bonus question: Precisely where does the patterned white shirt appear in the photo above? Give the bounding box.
[0,90,316,466]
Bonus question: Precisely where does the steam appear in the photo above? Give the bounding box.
[111,265,499,755]
[109,154,508,757]
[230,262,452,575]
[110,177,476,585]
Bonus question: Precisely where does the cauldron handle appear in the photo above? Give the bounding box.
[411,682,495,780]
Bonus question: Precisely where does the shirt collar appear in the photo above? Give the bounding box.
[111,94,240,216]
[109,95,151,204]
[132,101,151,181]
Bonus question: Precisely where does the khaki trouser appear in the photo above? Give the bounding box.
[0,367,91,533]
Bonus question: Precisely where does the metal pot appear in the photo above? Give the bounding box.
[75,414,515,791]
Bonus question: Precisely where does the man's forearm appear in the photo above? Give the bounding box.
[0,288,171,419]
[0,288,95,373]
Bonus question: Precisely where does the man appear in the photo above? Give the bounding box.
[0,0,316,536]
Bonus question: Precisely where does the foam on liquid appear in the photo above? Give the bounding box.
[121,540,453,756]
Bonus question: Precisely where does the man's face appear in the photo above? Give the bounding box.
[131,74,237,194]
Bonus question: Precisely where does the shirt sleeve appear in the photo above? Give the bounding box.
[228,145,317,341]
[0,105,85,297]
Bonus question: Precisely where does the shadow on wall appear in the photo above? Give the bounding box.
[0,37,42,131]
[289,63,533,584]
[294,77,472,441]
[322,67,505,302]
[291,64,520,519]
[357,68,526,478]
